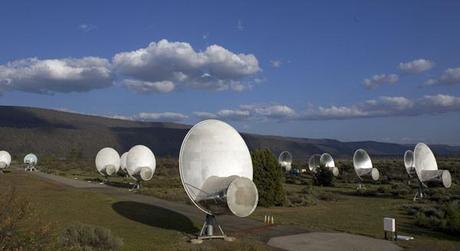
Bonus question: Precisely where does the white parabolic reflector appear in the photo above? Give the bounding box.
[353,149,379,181]
[24,153,38,165]
[126,145,156,181]
[0,150,12,169]
[95,147,120,176]
[320,153,339,176]
[120,152,128,172]
[278,151,293,172]
[414,143,451,188]
[308,154,321,173]
[404,150,415,177]
[179,119,258,217]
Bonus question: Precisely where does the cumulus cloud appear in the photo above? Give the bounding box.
[399,59,434,74]
[362,73,399,89]
[0,57,112,94]
[303,95,459,120]
[113,39,260,93]
[195,104,297,121]
[121,79,175,93]
[133,112,188,122]
[425,67,460,86]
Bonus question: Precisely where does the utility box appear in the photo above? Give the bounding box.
[384,217,396,240]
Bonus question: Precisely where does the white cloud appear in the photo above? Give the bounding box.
[195,104,297,121]
[78,24,97,32]
[0,57,112,94]
[113,39,260,93]
[193,112,218,119]
[270,60,281,68]
[237,20,244,31]
[121,79,175,93]
[425,67,460,86]
[134,112,188,122]
[399,59,434,74]
[362,74,399,89]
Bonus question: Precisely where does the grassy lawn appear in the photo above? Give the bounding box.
[0,169,271,251]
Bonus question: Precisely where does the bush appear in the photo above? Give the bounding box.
[59,223,123,251]
[411,200,460,235]
[0,186,53,250]
[312,167,334,187]
[252,149,286,207]
[316,191,338,201]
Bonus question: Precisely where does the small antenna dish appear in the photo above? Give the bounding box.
[126,145,156,188]
[414,143,451,189]
[278,151,293,172]
[95,148,120,178]
[320,153,339,177]
[404,150,415,177]
[120,152,128,174]
[24,153,38,171]
[0,151,12,170]
[353,149,379,181]
[308,154,321,173]
[179,119,258,241]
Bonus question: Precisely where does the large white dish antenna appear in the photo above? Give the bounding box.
[24,153,38,165]
[126,145,156,181]
[95,148,120,176]
[320,153,339,177]
[353,149,379,181]
[414,143,451,188]
[120,152,128,173]
[404,150,415,177]
[278,151,293,172]
[179,119,258,218]
[0,150,11,169]
[308,154,321,173]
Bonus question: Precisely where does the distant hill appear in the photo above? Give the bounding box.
[0,106,459,160]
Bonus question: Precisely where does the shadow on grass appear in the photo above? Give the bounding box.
[112,201,198,234]
[106,180,132,189]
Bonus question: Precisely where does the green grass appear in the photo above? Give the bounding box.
[0,170,271,251]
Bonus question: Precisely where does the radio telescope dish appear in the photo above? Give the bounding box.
[308,154,321,173]
[126,145,156,184]
[179,119,258,241]
[24,153,38,171]
[414,143,451,188]
[0,151,11,170]
[120,152,128,174]
[320,153,339,176]
[353,149,379,181]
[278,151,293,172]
[95,148,120,177]
[404,150,415,177]
[0,150,11,170]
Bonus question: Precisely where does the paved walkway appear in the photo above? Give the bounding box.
[268,232,402,251]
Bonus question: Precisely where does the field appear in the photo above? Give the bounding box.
[2,156,460,250]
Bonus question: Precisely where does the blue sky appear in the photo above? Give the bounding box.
[1,0,460,145]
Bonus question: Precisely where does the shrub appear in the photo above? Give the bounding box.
[0,186,53,250]
[411,200,460,235]
[59,223,123,251]
[312,167,334,187]
[252,149,286,207]
[316,191,338,201]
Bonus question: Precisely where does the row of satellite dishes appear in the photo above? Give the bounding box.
[278,143,451,200]
[0,151,39,172]
[1,118,452,242]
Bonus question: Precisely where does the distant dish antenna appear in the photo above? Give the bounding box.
[414,143,451,191]
[278,151,293,172]
[353,149,379,184]
[24,153,38,172]
[0,150,12,171]
[126,145,156,189]
[308,154,321,173]
[95,148,120,181]
[403,150,415,177]
[179,119,258,242]
[119,152,128,175]
[320,153,339,177]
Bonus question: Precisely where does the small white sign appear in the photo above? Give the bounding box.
[384,217,396,232]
